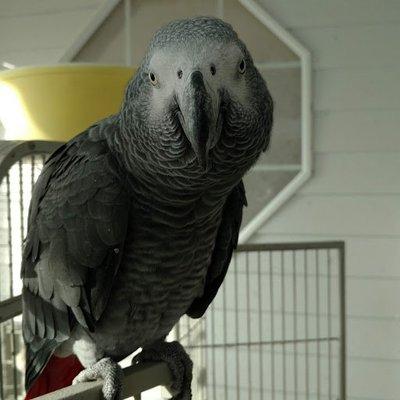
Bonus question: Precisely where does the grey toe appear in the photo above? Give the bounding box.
[73,357,123,400]
[134,341,193,400]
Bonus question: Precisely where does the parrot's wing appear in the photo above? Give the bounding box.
[186,180,247,319]
[21,121,130,387]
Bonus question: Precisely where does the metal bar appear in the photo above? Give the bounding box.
[202,318,209,400]
[316,250,321,399]
[203,317,208,400]
[31,154,35,190]
[8,169,18,399]
[6,172,13,305]
[246,252,252,400]
[327,250,332,400]
[234,254,240,400]
[210,304,345,316]
[186,337,340,349]
[237,242,345,253]
[258,251,263,399]
[0,186,5,400]
[304,250,310,399]
[0,321,3,400]
[223,279,228,400]
[19,158,25,238]
[211,301,216,400]
[339,244,347,400]
[269,252,275,400]
[293,251,298,400]
[281,251,286,400]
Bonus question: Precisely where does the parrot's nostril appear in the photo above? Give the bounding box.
[210,64,216,75]
[177,69,183,79]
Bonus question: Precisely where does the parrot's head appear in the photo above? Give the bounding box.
[121,16,273,175]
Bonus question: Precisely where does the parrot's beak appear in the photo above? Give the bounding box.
[178,70,214,171]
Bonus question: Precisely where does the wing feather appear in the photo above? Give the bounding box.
[22,119,131,389]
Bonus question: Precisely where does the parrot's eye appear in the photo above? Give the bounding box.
[149,72,157,85]
[210,64,216,76]
[238,59,246,74]
[177,69,183,79]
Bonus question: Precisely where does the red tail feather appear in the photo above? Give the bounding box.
[25,355,84,399]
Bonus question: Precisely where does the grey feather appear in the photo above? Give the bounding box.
[22,16,273,392]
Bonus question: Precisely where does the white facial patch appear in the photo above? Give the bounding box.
[147,40,248,115]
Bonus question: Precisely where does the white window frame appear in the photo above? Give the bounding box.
[237,0,312,243]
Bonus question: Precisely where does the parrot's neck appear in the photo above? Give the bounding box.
[106,110,264,201]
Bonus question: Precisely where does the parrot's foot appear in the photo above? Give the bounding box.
[72,357,123,400]
[134,340,193,400]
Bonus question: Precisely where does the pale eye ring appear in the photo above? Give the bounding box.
[149,71,157,85]
[238,59,246,74]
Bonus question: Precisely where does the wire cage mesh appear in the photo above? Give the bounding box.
[0,143,54,400]
[0,141,346,400]
[175,244,346,400]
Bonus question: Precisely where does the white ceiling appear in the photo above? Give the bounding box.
[0,0,104,69]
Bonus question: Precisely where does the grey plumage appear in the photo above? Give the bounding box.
[22,16,273,392]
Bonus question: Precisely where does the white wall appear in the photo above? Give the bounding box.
[0,0,102,67]
[253,1,400,400]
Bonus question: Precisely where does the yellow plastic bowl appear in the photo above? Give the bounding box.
[0,64,135,142]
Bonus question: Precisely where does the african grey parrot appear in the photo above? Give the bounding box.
[22,16,273,400]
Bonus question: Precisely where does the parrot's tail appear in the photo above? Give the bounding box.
[25,354,84,399]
